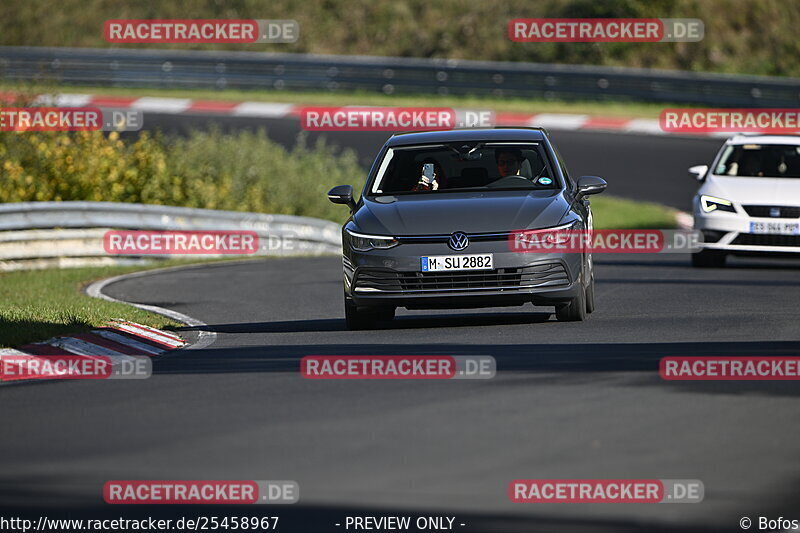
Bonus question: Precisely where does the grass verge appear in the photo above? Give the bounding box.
[0,258,251,348]
[591,195,678,230]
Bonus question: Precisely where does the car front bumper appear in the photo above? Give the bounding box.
[343,238,584,309]
[694,206,800,255]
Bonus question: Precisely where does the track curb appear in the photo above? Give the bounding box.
[0,261,226,384]
[9,92,733,138]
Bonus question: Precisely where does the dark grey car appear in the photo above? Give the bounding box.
[328,127,607,329]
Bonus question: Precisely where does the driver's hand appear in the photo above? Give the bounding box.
[416,175,438,190]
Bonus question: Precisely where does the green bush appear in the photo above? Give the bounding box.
[166,128,363,220]
[0,127,364,222]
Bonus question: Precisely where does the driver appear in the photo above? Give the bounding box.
[495,148,524,177]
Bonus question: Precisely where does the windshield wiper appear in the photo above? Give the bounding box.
[531,164,547,182]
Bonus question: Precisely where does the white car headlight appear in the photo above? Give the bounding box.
[345,229,399,252]
[700,195,737,213]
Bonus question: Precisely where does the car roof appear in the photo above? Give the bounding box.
[726,134,800,146]
[386,127,547,147]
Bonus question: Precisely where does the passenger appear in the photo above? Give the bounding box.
[413,159,447,191]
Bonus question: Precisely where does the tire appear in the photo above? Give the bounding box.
[692,249,726,268]
[344,296,395,330]
[585,274,596,314]
[555,284,587,322]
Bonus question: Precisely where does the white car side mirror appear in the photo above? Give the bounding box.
[688,165,709,182]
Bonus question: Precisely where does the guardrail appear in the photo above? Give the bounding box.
[0,201,342,271]
[1,46,799,107]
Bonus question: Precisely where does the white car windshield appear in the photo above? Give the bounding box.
[715,144,800,178]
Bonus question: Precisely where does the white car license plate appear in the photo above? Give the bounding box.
[421,254,493,272]
[749,221,800,235]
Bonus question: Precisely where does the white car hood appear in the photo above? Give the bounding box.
[702,176,800,206]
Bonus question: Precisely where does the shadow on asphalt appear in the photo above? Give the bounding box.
[598,277,800,287]
[155,333,800,398]
[176,312,553,334]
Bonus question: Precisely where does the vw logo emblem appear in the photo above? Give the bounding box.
[448,232,469,251]
[770,207,781,217]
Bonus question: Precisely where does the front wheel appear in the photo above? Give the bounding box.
[344,296,395,330]
[585,274,596,314]
[555,285,587,322]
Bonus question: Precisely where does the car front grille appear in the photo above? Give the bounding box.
[742,205,800,218]
[731,234,800,247]
[354,263,570,294]
[701,230,726,243]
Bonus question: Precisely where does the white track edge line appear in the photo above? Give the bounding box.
[85,265,218,353]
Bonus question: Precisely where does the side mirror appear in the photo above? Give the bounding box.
[327,185,357,212]
[688,165,709,182]
[576,176,607,199]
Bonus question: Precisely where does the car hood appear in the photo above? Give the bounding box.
[353,190,571,235]
[702,176,800,206]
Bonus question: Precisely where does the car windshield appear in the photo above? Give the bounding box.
[714,143,800,178]
[369,142,557,195]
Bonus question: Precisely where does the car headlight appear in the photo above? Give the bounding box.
[700,195,736,213]
[517,221,578,245]
[345,229,399,251]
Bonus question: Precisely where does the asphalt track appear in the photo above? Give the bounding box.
[2,117,800,532]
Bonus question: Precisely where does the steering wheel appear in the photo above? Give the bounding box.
[486,175,532,188]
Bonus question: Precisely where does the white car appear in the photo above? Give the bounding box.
[690,134,800,267]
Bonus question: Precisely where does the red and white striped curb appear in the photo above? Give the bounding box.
[2,92,731,137]
[0,320,185,382]
[494,111,667,135]
[25,93,297,119]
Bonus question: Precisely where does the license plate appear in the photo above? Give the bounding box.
[749,221,800,235]
[421,254,493,272]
